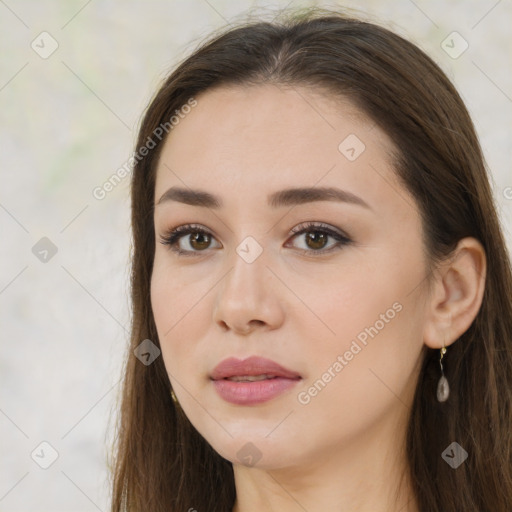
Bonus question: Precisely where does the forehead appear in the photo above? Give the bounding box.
[158,83,383,163]
[154,84,409,217]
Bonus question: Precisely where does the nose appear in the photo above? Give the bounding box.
[212,246,285,335]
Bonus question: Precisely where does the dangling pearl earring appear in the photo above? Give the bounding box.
[436,345,450,402]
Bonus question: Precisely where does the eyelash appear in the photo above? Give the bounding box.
[158,221,352,257]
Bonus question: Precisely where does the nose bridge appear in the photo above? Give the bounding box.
[213,235,284,332]
[225,235,269,299]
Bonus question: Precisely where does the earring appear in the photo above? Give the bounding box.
[170,388,180,406]
[436,345,450,402]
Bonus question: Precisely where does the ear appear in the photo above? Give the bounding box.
[423,237,486,349]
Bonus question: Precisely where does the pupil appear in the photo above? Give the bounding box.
[306,232,327,250]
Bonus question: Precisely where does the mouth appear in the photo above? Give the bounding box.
[210,356,302,405]
[224,374,279,382]
[210,355,301,380]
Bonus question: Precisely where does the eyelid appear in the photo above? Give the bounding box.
[288,221,350,240]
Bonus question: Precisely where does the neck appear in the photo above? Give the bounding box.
[231,406,419,512]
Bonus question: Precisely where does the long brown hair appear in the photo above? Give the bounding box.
[109,7,512,511]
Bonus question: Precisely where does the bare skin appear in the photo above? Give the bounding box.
[150,84,486,512]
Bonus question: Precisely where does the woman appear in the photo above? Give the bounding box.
[110,7,512,511]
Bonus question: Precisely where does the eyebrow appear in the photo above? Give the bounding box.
[155,186,371,210]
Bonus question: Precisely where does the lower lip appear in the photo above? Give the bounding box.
[212,377,300,405]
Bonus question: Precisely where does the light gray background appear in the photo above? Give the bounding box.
[1,0,510,510]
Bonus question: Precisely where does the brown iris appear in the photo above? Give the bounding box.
[189,232,212,250]
[305,231,328,250]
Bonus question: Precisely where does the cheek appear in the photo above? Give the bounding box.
[150,255,214,379]
[294,241,426,388]
[151,253,205,330]
[293,287,424,448]
[288,257,403,349]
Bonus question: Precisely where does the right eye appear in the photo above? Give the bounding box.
[159,224,222,256]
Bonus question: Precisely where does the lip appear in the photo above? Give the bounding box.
[210,356,302,405]
[211,356,301,380]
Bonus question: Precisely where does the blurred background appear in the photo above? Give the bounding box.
[0,0,510,510]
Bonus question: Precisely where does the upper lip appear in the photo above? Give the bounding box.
[210,356,302,380]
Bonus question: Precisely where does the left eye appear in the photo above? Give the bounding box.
[285,222,352,254]
[159,222,352,256]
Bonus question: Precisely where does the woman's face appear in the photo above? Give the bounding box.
[151,84,429,470]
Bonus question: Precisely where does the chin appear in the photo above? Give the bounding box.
[201,431,299,470]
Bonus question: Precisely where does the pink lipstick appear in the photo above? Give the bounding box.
[210,356,301,405]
